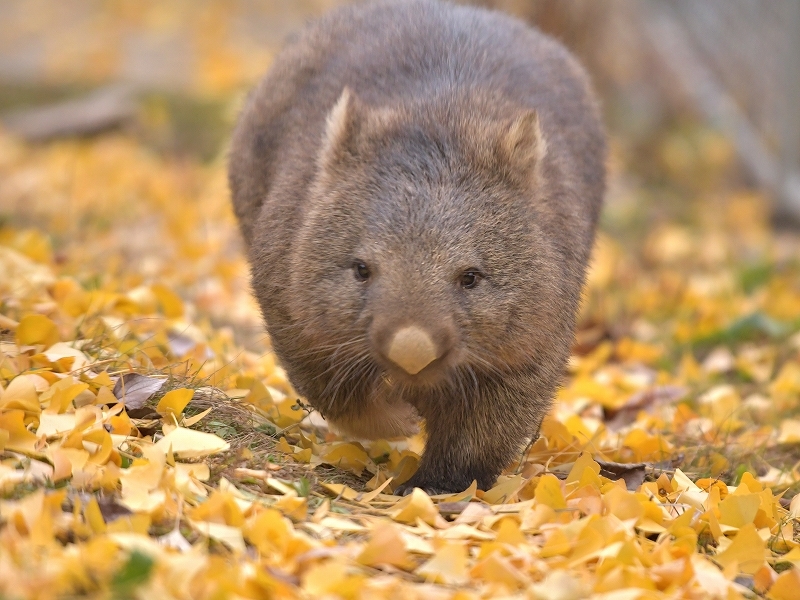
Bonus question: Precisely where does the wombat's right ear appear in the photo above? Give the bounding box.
[498,110,548,179]
[319,87,363,172]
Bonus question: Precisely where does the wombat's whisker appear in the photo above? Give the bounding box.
[328,340,371,365]
[314,353,366,387]
[318,351,375,403]
[462,350,508,378]
[330,362,375,411]
[291,337,369,360]
[454,371,471,409]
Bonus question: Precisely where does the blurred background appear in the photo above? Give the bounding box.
[1,0,798,223]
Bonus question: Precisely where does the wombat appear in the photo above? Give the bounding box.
[229,0,605,494]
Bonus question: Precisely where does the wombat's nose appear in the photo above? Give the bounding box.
[386,326,440,375]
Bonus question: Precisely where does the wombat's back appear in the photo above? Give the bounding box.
[229,0,604,248]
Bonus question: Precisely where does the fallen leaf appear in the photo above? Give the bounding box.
[113,374,167,410]
[718,493,761,528]
[534,474,567,510]
[529,569,589,600]
[42,342,90,370]
[358,522,414,569]
[715,523,767,573]
[777,419,800,444]
[154,427,230,458]
[769,568,800,600]
[0,375,41,415]
[16,314,59,347]
[155,388,194,418]
[320,442,370,476]
[0,410,41,454]
[417,542,469,585]
[391,488,441,526]
[596,459,647,491]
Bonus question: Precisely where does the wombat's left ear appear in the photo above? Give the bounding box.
[498,110,547,176]
[319,87,364,172]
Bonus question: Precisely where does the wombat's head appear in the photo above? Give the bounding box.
[287,88,582,404]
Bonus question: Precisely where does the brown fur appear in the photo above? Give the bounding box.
[229,0,606,494]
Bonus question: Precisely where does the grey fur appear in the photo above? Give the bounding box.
[229,0,606,494]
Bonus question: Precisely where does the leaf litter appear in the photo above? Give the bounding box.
[1,28,800,600]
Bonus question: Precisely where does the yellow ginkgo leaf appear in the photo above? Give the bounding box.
[0,410,41,454]
[151,283,184,318]
[417,542,469,585]
[769,568,800,600]
[321,442,370,476]
[604,485,644,523]
[358,522,414,569]
[540,528,572,558]
[715,523,767,574]
[319,482,360,501]
[566,451,601,485]
[16,314,59,347]
[0,375,41,416]
[390,488,440,526]
[718,493,761,529]
[470,552,527,588]
[156,388,194,418]
[36,413,77,438]
[153,426,230,458]
[777,419,800,444]
[534,474,567,510]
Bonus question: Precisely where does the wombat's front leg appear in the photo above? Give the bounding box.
[395,376,552,495]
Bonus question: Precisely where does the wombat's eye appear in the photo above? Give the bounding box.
[460,270,481,289]
[353,261,371,282]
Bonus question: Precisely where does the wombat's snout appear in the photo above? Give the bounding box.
[376,323,454,376]
[387,326,438,374]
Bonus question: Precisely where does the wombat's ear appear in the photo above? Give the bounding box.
[498,110,547,177]
[319,87,364,171]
